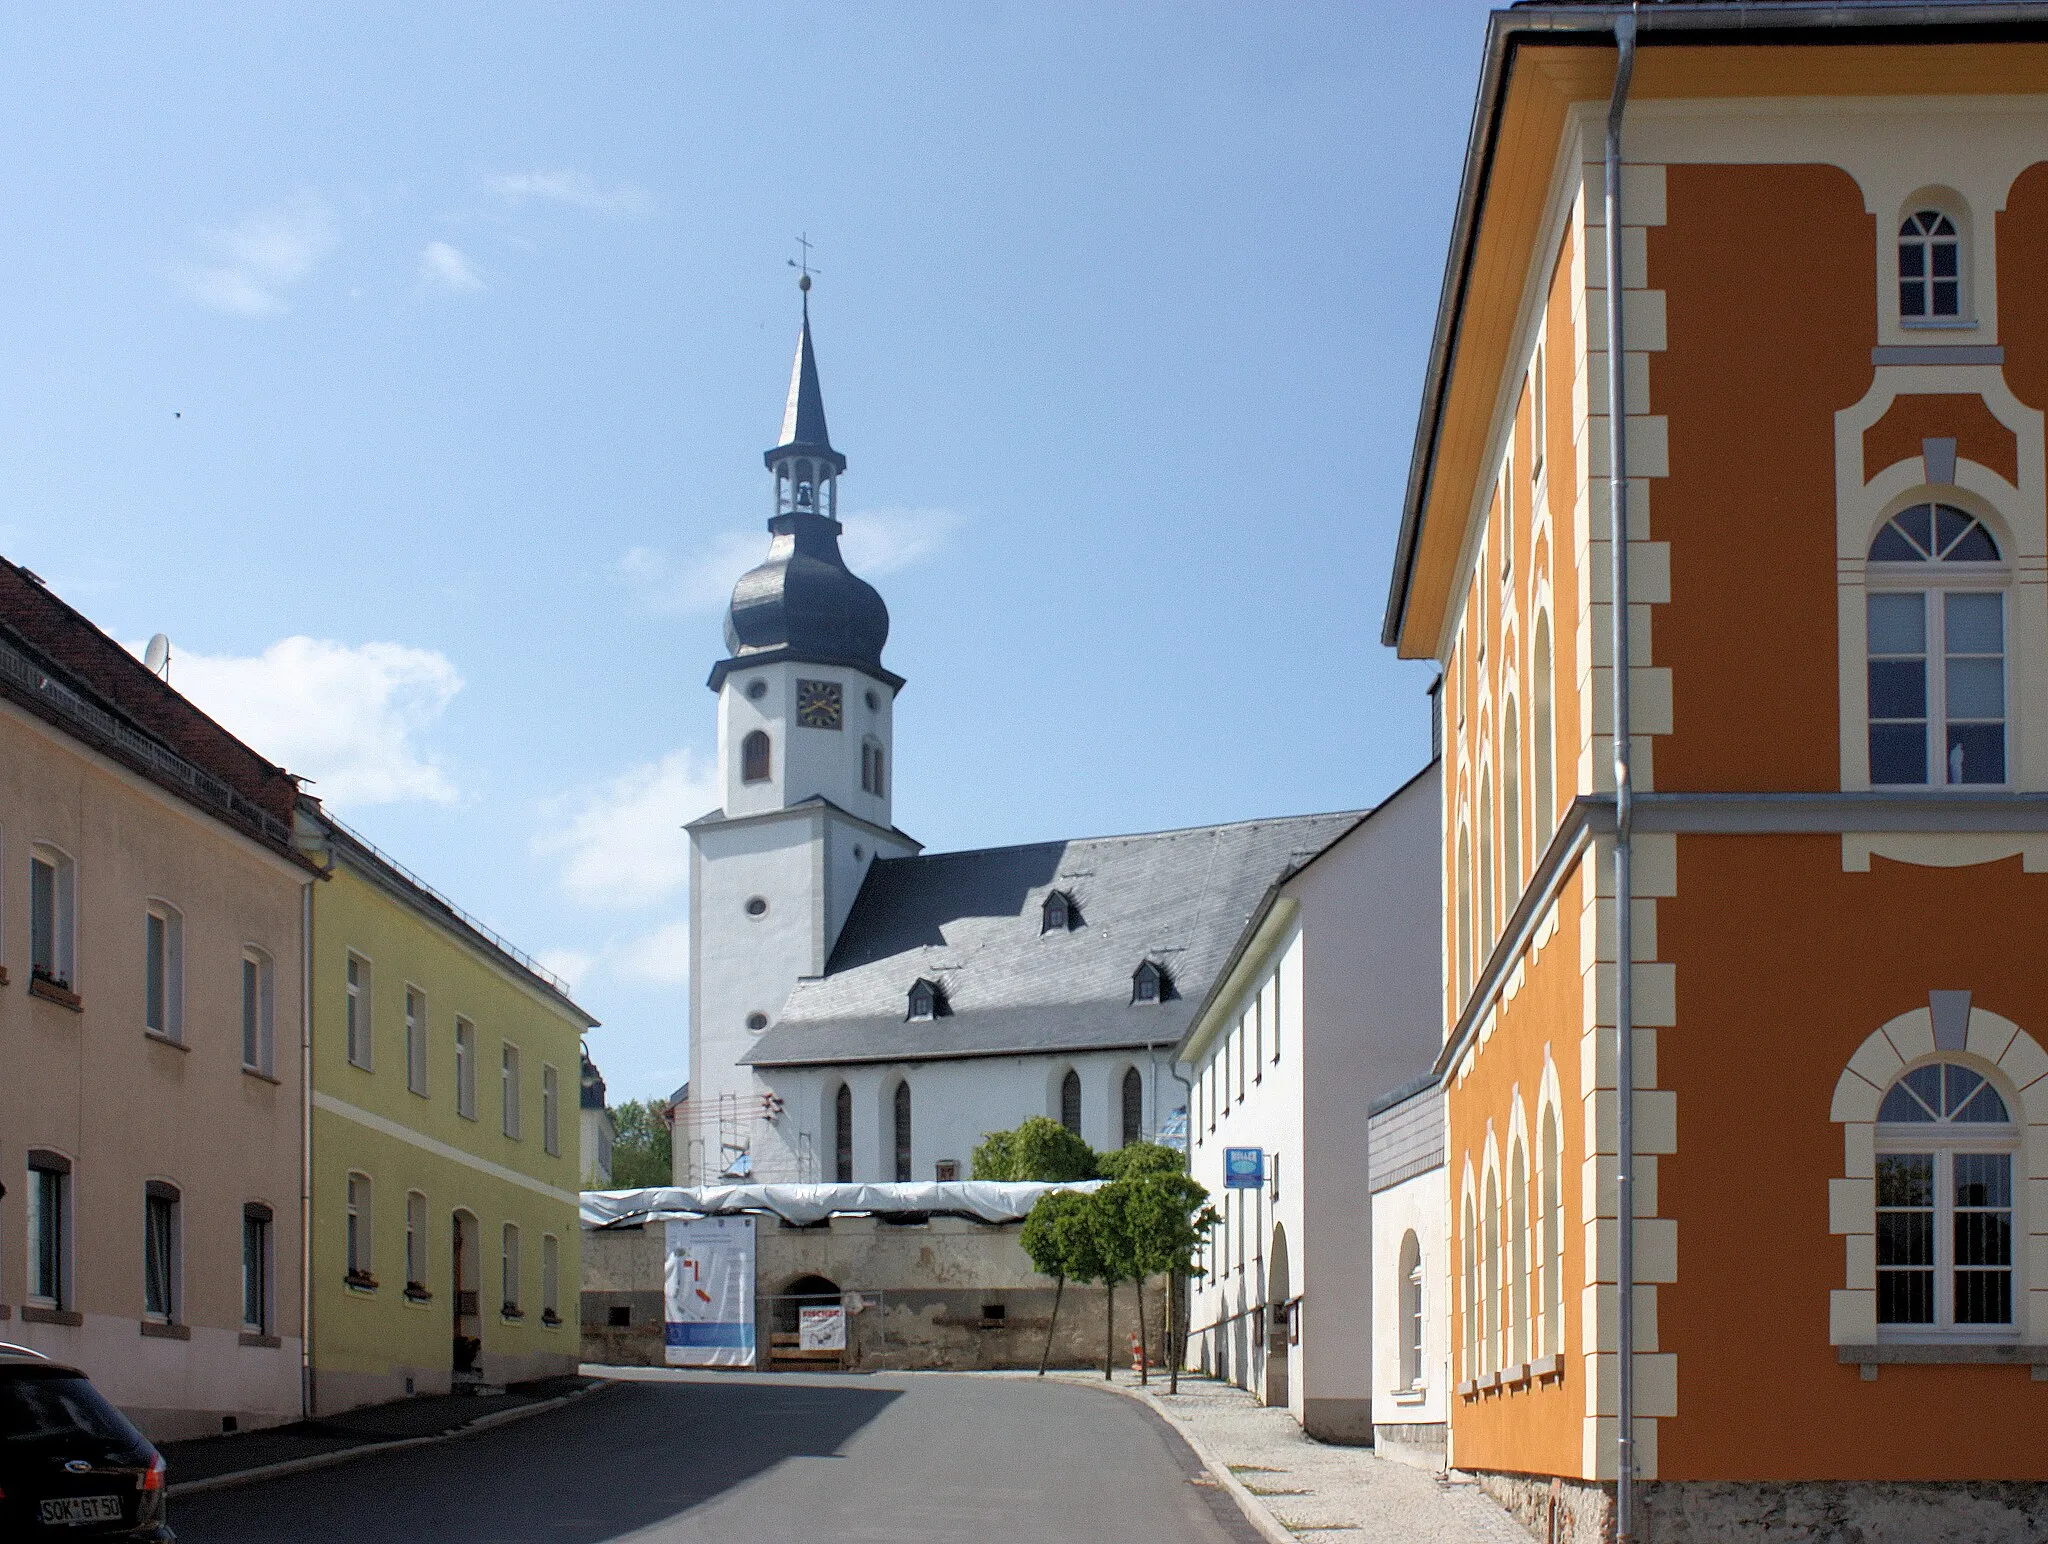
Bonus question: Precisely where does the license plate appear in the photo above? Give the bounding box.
[38,1494,125,1526]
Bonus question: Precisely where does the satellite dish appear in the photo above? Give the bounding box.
[143,634,171,678]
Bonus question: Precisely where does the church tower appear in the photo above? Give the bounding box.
[682,279,919,1183]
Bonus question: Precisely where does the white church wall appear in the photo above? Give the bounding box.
[718,659,894,827]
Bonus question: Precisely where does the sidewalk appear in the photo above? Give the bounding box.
[160,1374,601,1493]
[1051,1370,1529,1544]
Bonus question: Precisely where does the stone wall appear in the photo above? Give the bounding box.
[580,1218,1169,1373]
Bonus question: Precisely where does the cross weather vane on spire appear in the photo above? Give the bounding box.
[788,232,819,293]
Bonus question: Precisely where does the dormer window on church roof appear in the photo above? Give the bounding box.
[907,978,949,1022]
[1042,890,1080,934]
[1132,960,1173,1005]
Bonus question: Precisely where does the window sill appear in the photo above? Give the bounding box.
[22,1306,81,1326]
[1391,1388,1428,1406]
[1899,317,1978,331]
[1505,1362,1532,1388]
[1838,1343,2048,1366]
[140,1319,190,1341]
[1455,1378,1479,1400]
[344,1273,379,1295]
[143,1030,189,1052]
[1531,1353,1564,1382]
[239,1332,281,1349]
[29,977,82,1011]
[241,1065,281,1085]
[1480,1370,1503,1393]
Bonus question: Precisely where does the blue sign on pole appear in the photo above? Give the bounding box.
[1223,1147,1265,1189]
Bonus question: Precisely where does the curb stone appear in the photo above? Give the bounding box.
[167,1380,608,1498]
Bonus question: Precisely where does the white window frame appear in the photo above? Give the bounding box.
[242,947,276,1075]
[1398,1229,1425,1392]
[346,1171,373,1281]
[541,1233,560,1324]
[405,1190,428,1290]
[455,1017,477,1120]
[1896,203,1969,327]
[243,1203,274,1334]
[29,843,76,991]
[143,1181,181,1323]
[502,1043,522,1140]
[542,1063,560,1157]
[1529,335,1546,479]
[143,901,183,1041]
[405,985,429,1097]
[346,953,373,1070]
[502,1223,522,1315]
[27,1151,72,1309]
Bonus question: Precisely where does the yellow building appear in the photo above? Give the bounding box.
[304,815,596,1413]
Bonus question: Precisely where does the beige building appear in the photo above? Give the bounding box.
[0,560,313,1440]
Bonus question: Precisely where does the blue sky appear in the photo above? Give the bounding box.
[0,2,1494,1101]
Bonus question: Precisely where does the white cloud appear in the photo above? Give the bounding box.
[536,947,597,989]
[617,921,691,986]
[486,170,652,216]
[620,507,961,617]
[534,748,717,908]
[151,636,463,807]
[419,240,483,292]
[179,194,337,315]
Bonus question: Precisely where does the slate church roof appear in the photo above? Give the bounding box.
[742,809,1364,1069]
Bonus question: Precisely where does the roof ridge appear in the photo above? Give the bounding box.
[870,806,1368,867]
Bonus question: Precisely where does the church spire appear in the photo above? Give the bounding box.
[765,275,846,491]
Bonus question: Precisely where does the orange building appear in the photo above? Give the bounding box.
[1382,4,2048,1539]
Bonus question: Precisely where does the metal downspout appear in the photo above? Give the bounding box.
[1604,11,1640,1539]
[300,879,316,1420]
[1168,1059,1197,1394]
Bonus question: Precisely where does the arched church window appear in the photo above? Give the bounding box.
[741,730,772,784]
[1876,1060,2015,1330]
[834,1083,853,1183]
[1866,504,2006,787]
[1132,960,1171,1004]
[1398,1230,1424,1390]
[1121,1066,1143,1147]
[862,738,885,797]
[893,1080,913,1182]
[1042,889,1078,934]
[1899,209,1961,319]
[1060,1070,1081,1134]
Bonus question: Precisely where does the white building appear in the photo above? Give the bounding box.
[1368,1076,1449,1468]
[682,289,1376,1187]
[1179,764,1440,1442]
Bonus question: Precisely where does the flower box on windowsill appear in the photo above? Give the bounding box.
[501,1304,525,1322]
[29,973,81,1011]
[541,1309,563,1328]
[403,1282,434,1304]
[344,1270,380,1293]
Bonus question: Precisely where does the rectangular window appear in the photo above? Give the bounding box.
[502,1224,521,1314]
[346,954,372,1069]
[541,1234,560,1322]
[1252,995,1263,1079]
[1868,590,2006,786]
[243,1205,272,1333]
[30,847,75,988]
[405,987,428,1096]
[542,1064,560,1157]
[1953,1151,2013,1325]
[455,1019,477,1120]
[28,1154,69,1307]
[502,1043,522,1139]
[144,906,183,1040]
[1236,1019,1246,1103]
[242,949,275,1075]
[1877,1149,2013,1329]
[143,1185,179,1320]
[346,1173,372,1280]
[1266,976,1281,1065]
[1877,1152,1935,1324]
[405,1192,427,1288]
[1530,340,1546,477]
[1499,457,1514,582]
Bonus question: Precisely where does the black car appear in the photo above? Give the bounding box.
[0,1346,171,1540]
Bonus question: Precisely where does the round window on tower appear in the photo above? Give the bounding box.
[747,679,768,702]
[746,1012,769,1032]
[745,896,768,918]
[865,689,880,712]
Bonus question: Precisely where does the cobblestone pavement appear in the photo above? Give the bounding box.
[1047,1370,1531,1544]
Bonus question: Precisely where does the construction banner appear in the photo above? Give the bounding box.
[664,1216,756,1367]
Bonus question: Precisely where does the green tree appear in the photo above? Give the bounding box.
[1020,1189,1103,1375]
[1122,1170,1217,1389]
[1089,1180,1142,1380]
[606,1099,674,1189]
[1096,1141,1184,1182]
[972,1116,1099,1182]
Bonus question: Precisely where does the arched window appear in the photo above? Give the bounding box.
[1532,614,1555,851]
[1541,1105,1562,1359]
[1509,1142,1529,1365]
[1455,824,1473,1005]
[893,1080,913,1182]
[1483,1170,1500,1371]
[1060,1069,1082,1134]
[1866,504,2005,787]
[1398,1230,1424,1391]
[834,1084,853,1183]
[1477,772,1496,953]
[1876,1060,2015,1330]
[1461,1195,1478,1378]
[741,730,772,784]
[1042,889,1077,934]
[861,738,885,797]
[1502,702,1522,901]
[1899,209,1961,320]
[1121,1067,1144,1147]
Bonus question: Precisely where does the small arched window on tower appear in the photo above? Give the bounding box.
[1899,209,1962,320]
[906,978,948,1022]
[1041,889,1079,934]
[1132,960,1172,1005]
[862,738,885,797]
[741,730,772,784]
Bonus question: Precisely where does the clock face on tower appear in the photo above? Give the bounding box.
[795,679,844,730]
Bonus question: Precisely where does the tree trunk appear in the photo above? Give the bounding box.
[1167,1270,1180,1395]
[1104,1280,1116,1380]
[1038,1275,1065,1376]
[1136,1275,1150,1385]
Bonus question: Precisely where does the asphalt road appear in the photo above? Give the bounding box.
[167,1368,1264,1543]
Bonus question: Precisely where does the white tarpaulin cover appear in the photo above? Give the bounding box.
[583,1180,1103,1230]
[664,1216,756,1368]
